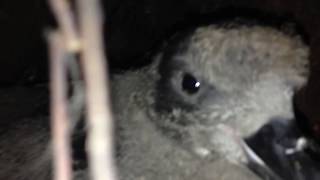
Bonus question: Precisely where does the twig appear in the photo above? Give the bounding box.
[49,31,73,180]
[48,0,117,179]
[77,0,117,179]
[48,0,81,52]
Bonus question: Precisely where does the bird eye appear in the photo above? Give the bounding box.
[182,73,201,94]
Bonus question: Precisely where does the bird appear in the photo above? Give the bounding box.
[0,18,310,180]
[112,19,309,180]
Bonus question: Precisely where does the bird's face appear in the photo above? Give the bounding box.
[154,25,309,143]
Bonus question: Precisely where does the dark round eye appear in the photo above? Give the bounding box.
[182,73,201,94]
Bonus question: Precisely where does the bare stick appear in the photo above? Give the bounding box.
[49,31,73,180]
[77,0,117,180]
[48,0,81,52]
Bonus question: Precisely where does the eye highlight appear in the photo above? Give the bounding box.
[182,73,201,94]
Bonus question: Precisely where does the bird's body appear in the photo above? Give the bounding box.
[114,23,309,179]
[0,21,310,180]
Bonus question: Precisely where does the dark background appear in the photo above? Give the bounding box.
[0,0,319,125]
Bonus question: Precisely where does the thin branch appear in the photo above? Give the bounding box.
[48,0,117,179]
[49,31,73,180]
[48,0,81,52]
[77,0,117,180]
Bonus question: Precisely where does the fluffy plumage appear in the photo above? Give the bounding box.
[113,24,309,179]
